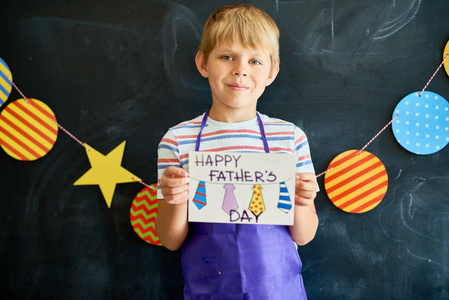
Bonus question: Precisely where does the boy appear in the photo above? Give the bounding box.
[155,5,318,299]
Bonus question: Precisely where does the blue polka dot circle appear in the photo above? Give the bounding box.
[392,91,449,155]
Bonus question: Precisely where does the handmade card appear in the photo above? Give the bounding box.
[188,151,296,225]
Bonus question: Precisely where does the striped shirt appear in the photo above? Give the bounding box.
[157,113,315,198]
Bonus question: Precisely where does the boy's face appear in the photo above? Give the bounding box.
[195,41,279,121]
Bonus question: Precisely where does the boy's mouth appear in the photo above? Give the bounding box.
[227,83,249,91]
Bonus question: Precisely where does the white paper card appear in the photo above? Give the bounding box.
[188,151,296,225]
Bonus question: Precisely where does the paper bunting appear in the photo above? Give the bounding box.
[319,42,449,213]
[130,184,162,246]
[392,91,449,155]
[73,141,141,208]
[0,56,146,207]
[1,39,448,215]
[0,98,58,161]
[324,150,388,213]
[0,57,12,107]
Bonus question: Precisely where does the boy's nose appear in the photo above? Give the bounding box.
[233,70,247,77]
[232,60,248,77]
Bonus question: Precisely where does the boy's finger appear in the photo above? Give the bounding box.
[160,166,189,188]
[296,181,316,192]
[296,177,317,191]
[161,186,189,200]
[296,189,316,200]
[160,176,189,188]
[162,191,189,204]
[296,172,315,182]
[165,166,189,178]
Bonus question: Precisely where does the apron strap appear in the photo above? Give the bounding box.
[195,109,269,153]
[195,109,210,152]
[256,112,270,153]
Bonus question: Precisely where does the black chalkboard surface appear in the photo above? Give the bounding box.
[1,1,448,299]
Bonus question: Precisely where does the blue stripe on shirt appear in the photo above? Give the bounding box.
[297,160,312,168]
[295,140,309,151]
[158,144,180,153]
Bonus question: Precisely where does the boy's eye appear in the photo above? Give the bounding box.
[221,55,233,61]
[250,59,262,65]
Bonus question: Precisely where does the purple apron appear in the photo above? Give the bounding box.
[182,110,307,300]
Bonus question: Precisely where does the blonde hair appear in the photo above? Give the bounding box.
[198,5,280,69]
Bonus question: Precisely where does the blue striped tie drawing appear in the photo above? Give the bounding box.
[277,181,292,213]
[192,181,207,210]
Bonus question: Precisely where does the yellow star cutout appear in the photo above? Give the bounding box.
[74,141,141,208]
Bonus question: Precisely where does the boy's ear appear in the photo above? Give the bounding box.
[195,51,208,78]
[266,63,280,86]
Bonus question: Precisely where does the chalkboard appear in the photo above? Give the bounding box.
[0,0,448,299]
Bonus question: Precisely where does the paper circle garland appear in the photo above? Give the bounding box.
[130,184,162,246]
[0,57,13,107]
[444,40,449,77]
[0,98,59,161]
[392,91,449,155]
[324,150,388,213]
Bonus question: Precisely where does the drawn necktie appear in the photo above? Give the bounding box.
[248,184,266,217]
[192,181,207,210]
[277,181,292,213]
[222,183,238,215]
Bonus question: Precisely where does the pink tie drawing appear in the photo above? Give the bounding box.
[192,181,207,210]
[222,183,238,215]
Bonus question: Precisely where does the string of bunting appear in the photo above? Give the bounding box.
[0,40,448,246]
[0,57,149,209]
[320,42,449,214]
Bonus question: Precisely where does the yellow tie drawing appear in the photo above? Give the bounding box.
[248,184,265,217]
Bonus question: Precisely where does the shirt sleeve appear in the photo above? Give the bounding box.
[157,129,182,199]
[294,126,315,174]
[294,126,320,192]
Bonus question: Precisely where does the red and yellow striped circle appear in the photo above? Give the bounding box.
[324,150,388,213]
[444,40,449,77]
[0,98,58,161]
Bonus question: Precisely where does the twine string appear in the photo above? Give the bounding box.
[7,54,448,187]
[6,76,88,149]
[419,53,449,97]
[317,114,399,178]
[6,77,152,188]
[49,118,86,149]
[189,174,296,185]
[132,177,153,189]
[357,114,399,156]
[9,80,30,104]
[316,167,333,178]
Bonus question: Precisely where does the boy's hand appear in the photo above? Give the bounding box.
[295,172,317,207]
[159,166,190,205]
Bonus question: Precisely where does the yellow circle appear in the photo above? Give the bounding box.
[324,150,388,213]
[0,98,58,161]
